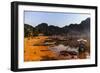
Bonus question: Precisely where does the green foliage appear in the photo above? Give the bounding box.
[24,24,34,37]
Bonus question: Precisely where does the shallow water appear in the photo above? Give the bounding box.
[49,44,78,54]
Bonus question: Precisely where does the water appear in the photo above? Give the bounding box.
[49,44,78,55]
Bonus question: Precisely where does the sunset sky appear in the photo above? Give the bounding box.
[24,11,90,27]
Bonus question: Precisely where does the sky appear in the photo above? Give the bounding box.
[24,11,90,27]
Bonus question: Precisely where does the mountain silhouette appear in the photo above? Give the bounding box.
[24,18,90,37]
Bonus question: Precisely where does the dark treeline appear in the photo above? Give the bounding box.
[24,18,90,37]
